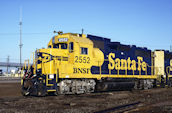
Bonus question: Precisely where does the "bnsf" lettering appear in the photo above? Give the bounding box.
[73,68,90,74]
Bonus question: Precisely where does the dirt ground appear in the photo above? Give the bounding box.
[0,81,172,113]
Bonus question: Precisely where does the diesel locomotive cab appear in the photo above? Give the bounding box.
[22,33,77,96]
[22,32,104,95]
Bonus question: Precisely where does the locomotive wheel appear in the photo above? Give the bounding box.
[36,81,46,97]
[21,87,30,96]
[21,79,33,96]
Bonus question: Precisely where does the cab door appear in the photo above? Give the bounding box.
[69,42,74,64]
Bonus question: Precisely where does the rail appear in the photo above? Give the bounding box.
[21,52,34,77]
[94,101,141,113]
[166,66,172,79]
[21,59,30,78]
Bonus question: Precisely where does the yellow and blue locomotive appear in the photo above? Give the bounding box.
[21,31,172,96]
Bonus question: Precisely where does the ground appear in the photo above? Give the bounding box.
[0,78,172,113]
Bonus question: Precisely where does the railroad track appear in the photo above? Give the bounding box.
[94,101,141,113]
[0,77,21,83]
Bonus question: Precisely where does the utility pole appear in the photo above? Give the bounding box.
[170,45,172,52]
[7,56,9,75]
[82,28,84,34]
[19,7,23,76]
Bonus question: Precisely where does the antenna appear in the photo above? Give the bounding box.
[19,7,23,76]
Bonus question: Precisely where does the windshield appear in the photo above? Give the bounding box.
[53,43,67,49]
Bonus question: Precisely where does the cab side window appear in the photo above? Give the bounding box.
[69,42,74,52]
[48,45,51,48]
[53,44,59,49]
[81,47,88,55]
[61,43,67,49]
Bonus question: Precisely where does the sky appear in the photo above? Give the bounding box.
[0,0,172,64]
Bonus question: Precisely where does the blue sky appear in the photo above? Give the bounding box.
[0,0,172,63]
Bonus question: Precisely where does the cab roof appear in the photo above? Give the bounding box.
[47,33,93,47]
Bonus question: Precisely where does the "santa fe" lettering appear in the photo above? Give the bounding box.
[108,53,147,71]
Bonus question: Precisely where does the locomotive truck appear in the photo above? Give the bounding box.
[21,31,172,96]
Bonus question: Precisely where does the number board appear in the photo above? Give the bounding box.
[75,56,90,64]
[58,38,68,42]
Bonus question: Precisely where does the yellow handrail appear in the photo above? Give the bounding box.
[166,66,172,80]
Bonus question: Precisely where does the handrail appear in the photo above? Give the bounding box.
[166,66,172,77]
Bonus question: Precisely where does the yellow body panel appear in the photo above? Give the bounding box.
[36,49,68,75]
[154,51,164,76]
[92,48,104,66]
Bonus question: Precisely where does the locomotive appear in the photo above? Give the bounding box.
[21,31,172,96]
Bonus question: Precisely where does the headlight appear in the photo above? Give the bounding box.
[37,69,42,73]
[163,75,166,78]
[49,74,54,79]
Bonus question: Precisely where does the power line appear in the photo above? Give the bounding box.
[0,58,20,60]
[0,32,52,35]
